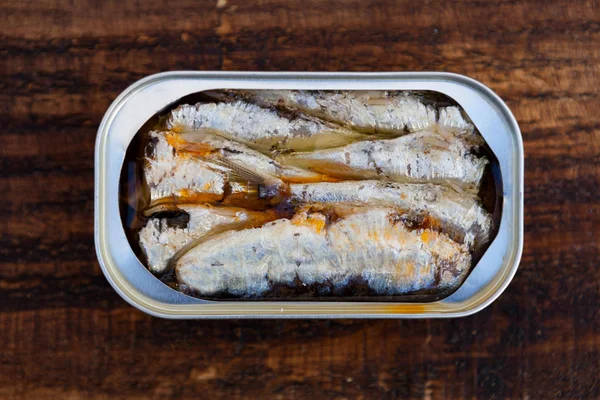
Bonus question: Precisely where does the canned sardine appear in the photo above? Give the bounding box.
[95,72,523,318]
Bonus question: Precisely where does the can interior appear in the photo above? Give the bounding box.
[119,90,503,303]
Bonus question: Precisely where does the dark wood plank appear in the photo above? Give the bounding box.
[1,0,599,398]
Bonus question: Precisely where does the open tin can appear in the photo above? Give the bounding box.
[95,72,523,318]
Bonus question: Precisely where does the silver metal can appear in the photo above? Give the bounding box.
[95,71,524,318]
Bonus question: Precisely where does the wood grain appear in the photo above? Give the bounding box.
[1,0,599,398]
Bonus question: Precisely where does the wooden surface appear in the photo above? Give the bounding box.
[1,0,599,398]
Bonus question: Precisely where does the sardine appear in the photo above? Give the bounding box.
[176,205,471,296]
[152,128,489,246]
[288,180,491,248]
[278,131,487,192]
[144,131,227,208]
[139,204,277,274]
[207,90,483,146]
[166,101,369,152]
[145,130,335,211]
[165,130,334,184]
[207,90,436,134]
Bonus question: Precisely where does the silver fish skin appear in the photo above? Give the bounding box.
[139,204,277,274]
[144,131,227,207]
[279,131,487,192]
[288,180,491,248]
[166,101,367,152]
[176,206,470,296]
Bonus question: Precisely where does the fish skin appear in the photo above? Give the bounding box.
[288,180,491,249]
[139,204,277,274]
[144,131,227,208]
[166,101,368,152]
[278,131,487,192]
[176,205,470,296]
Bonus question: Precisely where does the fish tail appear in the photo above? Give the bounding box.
[166,131,217,156]
[144,192,225,216]
[200,155,291,205]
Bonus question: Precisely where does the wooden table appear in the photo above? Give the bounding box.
[2,1,598,398]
